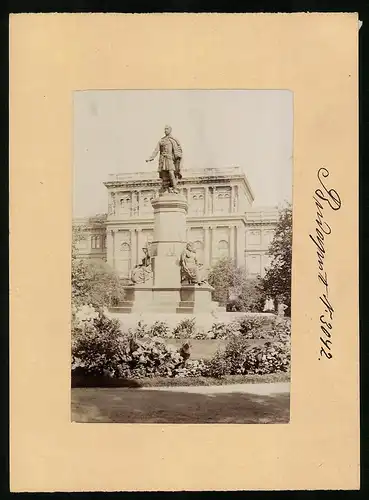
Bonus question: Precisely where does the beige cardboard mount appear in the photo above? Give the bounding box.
[10,13,359,492]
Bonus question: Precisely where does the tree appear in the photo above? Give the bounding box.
[262,204,292,309]
[208,257,247,307]
[71,225,124,310]
[236,275,265,313]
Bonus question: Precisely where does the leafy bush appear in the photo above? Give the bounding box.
[149,320,171,338]
[207,334,290,377]
[128,320,150,339]
[117,338,184,378]
[235,276,266,312]
[273,317,291,340]
[128,320,172,339]
[72,311,129,376]
[72,312,208,379]
[71,226,124,309]
[237,316,276,339]
[72,310,291,380]
[172,318,197,339]
[207,321,240,339]
[173,359,210,378]
[72,257,124,310]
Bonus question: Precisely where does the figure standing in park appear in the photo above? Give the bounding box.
[146,125,183,193]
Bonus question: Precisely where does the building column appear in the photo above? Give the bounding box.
[203,226,210,268]
[130,229,136,268]
[236,224,245,267]
[210,226,216,265]
[106,229,114,267]
[233,185,239,213]
[229,225,235,261]
[186,187,190,206]
[136,190,141,217]
[207,187,212,214]
[230,185,234,213]
[204,186,209,215]
[136,228,142,264]
[132,190,140,217]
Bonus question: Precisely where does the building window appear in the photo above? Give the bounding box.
[249,230,261,245]
[118,242,131,276]
[120,242,130,254]
[189,189,205,215]
[264,230,275,247]
[217,239,229,258]
[119,193,131,216]
[214,189,231,214]
[193,240,204,265]
[91,235,101,249]
[247,254,261,275]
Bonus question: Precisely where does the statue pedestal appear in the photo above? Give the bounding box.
[111,192,220,315]
[179,285,216,313]
[150,193,187,288]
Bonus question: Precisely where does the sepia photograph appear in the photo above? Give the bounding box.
[11,13,359,492]
[71,90,293,424]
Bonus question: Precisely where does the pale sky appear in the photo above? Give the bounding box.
[73,90,293,217]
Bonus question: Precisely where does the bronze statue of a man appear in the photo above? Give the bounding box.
[146,125,183,193]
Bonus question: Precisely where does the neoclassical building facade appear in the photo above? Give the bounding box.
[74,167,279,279]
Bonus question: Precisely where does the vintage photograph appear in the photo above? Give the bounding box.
[71,90,293,423]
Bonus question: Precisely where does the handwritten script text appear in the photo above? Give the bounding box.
[309,168,341,360]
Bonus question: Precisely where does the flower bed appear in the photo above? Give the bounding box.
[72,307,291,382]
[123,314,291,341]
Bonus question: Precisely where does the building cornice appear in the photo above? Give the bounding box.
[104,167,255,201]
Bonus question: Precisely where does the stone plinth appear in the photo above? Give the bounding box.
[110,192,221,315]
[150,193,188,288]
[116,284,219,314]
[179,285,217,313]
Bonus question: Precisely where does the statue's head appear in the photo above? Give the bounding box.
[164,125,172,136]
[186,242,194,251]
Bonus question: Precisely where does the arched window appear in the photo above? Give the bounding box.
[118,242,131,276]
[120,242,130,254]
[217,239,229,258]
[91,235,101,249]
[119,194,131,216]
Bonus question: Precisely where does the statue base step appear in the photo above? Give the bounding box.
[110,284,219,314]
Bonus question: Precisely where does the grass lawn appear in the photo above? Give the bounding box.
[161,338,267,360]
[71,387,290,424]
[163,338,226,359]
[72,371,290,388]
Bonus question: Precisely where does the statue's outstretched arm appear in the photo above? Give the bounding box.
[146,142,160,162]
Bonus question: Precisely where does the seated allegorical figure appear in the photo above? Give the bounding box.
[179,242,208,286]
[130,244,153,284]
